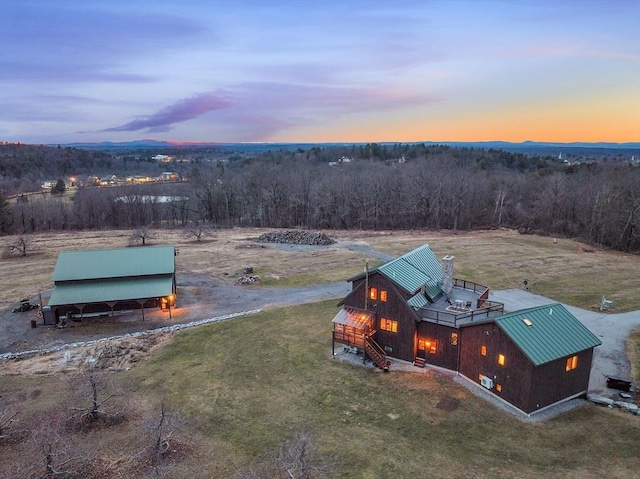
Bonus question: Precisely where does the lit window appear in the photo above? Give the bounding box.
[498,354,506,366]
[480,345,487,356]
[380,317,398,333]
[565,355,578,371]
[369,287,378,301]
[496,384,502,392]
[450,332,459,346]
[478,373,484,381]
[418,339,437,354]
[380,290,388,302]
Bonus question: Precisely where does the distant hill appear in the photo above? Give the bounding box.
[57,139,640,156]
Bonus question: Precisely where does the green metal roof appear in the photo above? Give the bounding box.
[378,244,443,297]
[379,260,429,294]
[48,276,174,306]
[495,304,602,366]
[407,293,429,309]
[52,246,175,282]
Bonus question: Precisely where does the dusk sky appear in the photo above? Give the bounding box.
[1,0,639,144]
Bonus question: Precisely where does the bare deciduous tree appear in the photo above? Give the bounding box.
[183,220,215,242]
[27,415,92,479]
[133,398,186,477]
[130,226,155,246]
[277,433,333,479]
[5,233,32,257]
[68,372,120,427]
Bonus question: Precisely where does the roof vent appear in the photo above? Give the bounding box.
[523,318,533,327]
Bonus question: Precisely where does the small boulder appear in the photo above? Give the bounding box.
[587,395,614,407]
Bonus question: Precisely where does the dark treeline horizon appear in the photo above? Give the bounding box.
[1,143,639,253]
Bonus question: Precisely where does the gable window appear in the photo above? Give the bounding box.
[480,345,487,356]
[369,287,378,301]
[380,290,388,302]
[565,355,578,371]
[450,332,459,346]
[380,317,397,333]
[418,339,437,354]
[497,354,506,366]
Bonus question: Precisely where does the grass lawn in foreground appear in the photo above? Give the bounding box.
[123,300,640,478]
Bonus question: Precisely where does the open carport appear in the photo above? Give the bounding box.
[44,245,177,324]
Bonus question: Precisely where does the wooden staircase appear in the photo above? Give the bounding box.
[414,357,425,368]
[364,336,390,371]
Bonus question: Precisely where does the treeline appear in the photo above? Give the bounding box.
[0,144,638,252]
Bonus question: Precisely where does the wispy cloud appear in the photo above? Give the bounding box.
[0,2,206,84]
[198,81,443,141]
[104,91,232,133]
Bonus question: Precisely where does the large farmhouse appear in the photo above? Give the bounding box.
[332,244,601,415]
[43,246,177,325]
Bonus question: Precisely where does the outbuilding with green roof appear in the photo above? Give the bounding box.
[459,303,602,414]
[43,245,177,325]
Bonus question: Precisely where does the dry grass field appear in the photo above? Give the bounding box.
[1,228,639,478]
[1,227,639,311]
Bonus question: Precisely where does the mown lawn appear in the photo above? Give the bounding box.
[121,300,640,478]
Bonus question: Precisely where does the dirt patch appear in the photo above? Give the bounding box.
[436,396,460,412]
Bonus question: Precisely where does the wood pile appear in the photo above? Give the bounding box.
[236,275,260,285]
[256,229,336,245]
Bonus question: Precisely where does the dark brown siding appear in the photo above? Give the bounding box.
[526,349,594,412]
[416,322,460,370]
[344,273,417,362]
[460,323,534,413]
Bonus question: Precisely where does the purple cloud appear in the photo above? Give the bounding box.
[198,81,443,142]
[104,91,232,133]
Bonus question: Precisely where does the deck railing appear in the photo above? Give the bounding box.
[452,278,490,297]
[420,300,504,327]
[333,329,366,348]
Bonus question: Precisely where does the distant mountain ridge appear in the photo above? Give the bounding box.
[55,139,640,151]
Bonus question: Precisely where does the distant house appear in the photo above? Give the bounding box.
[161,171,178,182]
[43,246,177,325]
[332,244,601,415]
